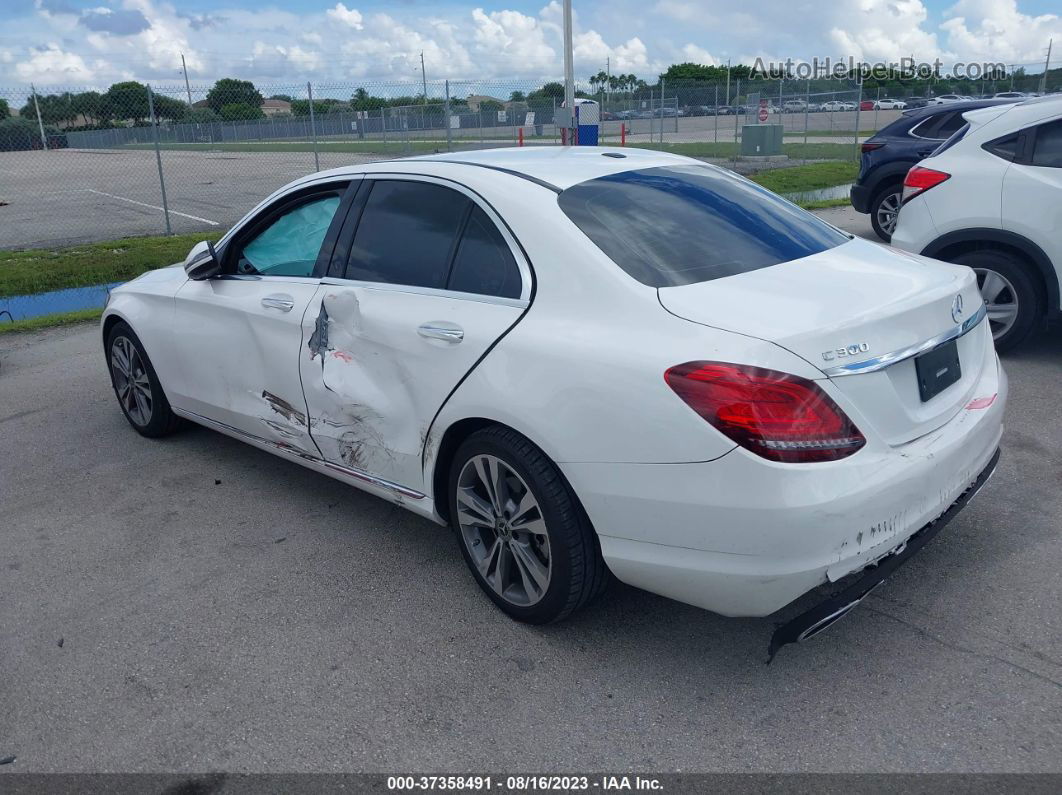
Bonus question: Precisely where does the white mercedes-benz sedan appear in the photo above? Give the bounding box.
[102,147,1006,654]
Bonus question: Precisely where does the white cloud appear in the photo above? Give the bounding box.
[326,3,364,31]
[680,44,718,66]
[15,43,98,83]
[941,0,1061,64]
[7,0,1059,91]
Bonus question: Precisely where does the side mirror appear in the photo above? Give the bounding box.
[184,240,221,280]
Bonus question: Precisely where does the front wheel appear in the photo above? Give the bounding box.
[106,321,181,437]
[448,426,608,624]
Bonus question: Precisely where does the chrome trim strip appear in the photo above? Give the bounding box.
[320,276,529,309]
[821,303,987,377]
[173,408,425,500]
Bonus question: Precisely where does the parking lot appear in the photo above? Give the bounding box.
[0,148,388,249]
[0,107,890,250]
[1,201,1060,772]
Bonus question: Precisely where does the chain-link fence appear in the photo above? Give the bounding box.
[1,70,1057,249]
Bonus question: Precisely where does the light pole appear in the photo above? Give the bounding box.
[562,0,575,142]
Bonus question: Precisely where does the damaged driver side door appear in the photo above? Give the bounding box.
[170,178,358,456]
[299,175,530,493]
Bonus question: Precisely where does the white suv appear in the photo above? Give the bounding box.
[892,96,1062,351]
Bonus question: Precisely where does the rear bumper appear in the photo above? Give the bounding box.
[564,356,1007,618]
[849,183,871,213]
[768,446,1000,660]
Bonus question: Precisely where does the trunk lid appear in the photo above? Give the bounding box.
[657,238,989,446]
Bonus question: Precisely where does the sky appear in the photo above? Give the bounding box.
[1,0,1059,92]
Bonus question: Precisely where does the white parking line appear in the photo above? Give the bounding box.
[85,189,220,226]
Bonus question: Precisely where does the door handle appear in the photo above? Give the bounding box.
[418,322,464,343]
[261,294,295,312]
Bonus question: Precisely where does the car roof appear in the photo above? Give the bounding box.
[902,98,1019,121]
[401,146,697,191]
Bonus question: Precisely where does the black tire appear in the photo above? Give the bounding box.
[869,183,902,242]
[105,321,182,437]
[951,249,1042,353]
[448,425,608,624]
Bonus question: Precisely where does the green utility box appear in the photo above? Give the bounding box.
[740,124,784,156]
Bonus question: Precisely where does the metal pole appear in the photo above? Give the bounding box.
[853,77,863,160]
[1043,39,1054,94]
[444,80,453,152]
[714,84,719,144]
[420,51,428,104]
[306,81,320,171]
[181,53,193,106]
[146,85,172,235]
[650,86,655,143]
[725,59,731,105]
[804,80,810,146]
[562,0,575,122]
[31,84,48,151]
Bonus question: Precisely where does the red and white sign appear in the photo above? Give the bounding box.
[758,99,769,123]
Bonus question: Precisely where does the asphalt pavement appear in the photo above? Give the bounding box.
[1,211,1060,772]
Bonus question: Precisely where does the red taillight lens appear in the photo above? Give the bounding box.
[901,166,950,204]
[664,362,866,463]
[861,142,885,152]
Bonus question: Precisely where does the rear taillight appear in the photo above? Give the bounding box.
[861,142,885,152]
[664,362,866,463]
[902,166,950,204]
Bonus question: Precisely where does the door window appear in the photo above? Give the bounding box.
[237,194,342,277]
[345,180,470,288]
[447,206,522,299]
[1031,119,1062,168]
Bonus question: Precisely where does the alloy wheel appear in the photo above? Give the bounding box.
[110,336,153,426]
[875,191,901,237]
[455,454,551,607]
[974,267,1020,342]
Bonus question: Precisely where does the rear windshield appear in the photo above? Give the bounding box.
[557,165,849,287]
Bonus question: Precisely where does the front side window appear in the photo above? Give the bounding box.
[345,180,470,289]
[1031,119,1062,168]
[558,165,849,288]
[238,194,342,277]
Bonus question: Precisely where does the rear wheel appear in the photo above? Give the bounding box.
[951,249,1042,352]
[106,321,181,437]
[448,425,608,624]
[869,183,902,242]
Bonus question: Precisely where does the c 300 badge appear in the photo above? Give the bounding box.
[822,342,869,362]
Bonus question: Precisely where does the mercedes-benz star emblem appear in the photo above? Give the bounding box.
[951,293,964,324]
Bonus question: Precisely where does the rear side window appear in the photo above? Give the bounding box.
[932,122,969,156]
[346,180,469,288]
[935,112,968,138]
[448,206,522,299]
[983,133,1020,161]
[557,165,849,288]
[1031,119,1062,167]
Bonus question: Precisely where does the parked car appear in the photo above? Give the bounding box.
[850,98,1020,241]
[993,92,1026,99]
[806,101,824,112]
[929,94,966,105]
[101,147,1005,653]
[860,100,875,111]
[903,97,930,109]
[782,100,807,113]
[715,105,735,115]
[874,99,907,110]
[821,100,848,112]
[893,95,1062,351]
